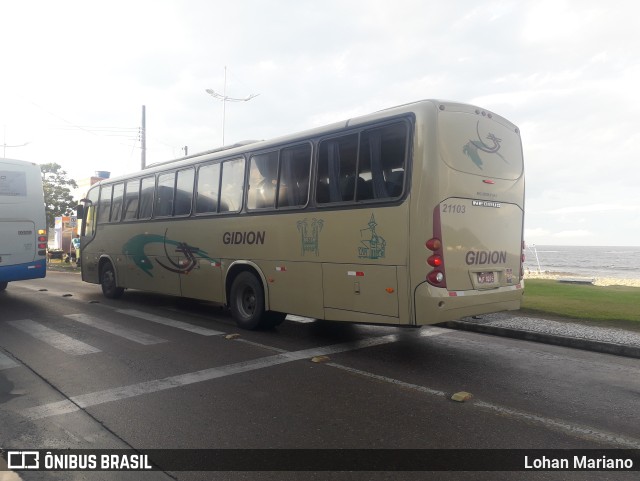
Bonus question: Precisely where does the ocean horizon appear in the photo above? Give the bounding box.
[524,245,640,281]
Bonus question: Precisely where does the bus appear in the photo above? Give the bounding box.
[76,100,525,329]
[0,158,47,291]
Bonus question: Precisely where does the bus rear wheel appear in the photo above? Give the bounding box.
[100,262,124,299]
[229,271,269,330]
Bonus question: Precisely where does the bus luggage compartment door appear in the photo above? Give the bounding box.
[322,263,398,318]
[0,221,36,264]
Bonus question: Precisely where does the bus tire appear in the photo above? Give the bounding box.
[0,282,7,292]
[229,271,266,330]
[100,262,124,299]
[262,311,287,329]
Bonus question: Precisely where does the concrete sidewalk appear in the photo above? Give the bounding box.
[443,312,640,359]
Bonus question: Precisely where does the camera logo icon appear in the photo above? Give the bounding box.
[7,451,40,469]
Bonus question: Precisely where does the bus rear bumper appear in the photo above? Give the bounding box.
[414,281,524,326]
[0,260,47,283]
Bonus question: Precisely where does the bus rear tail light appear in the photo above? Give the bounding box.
[426,238,441,251]
[37,229,47,255]
[427,271,445,284]
[427,254,443,267]
[426,237,446,288]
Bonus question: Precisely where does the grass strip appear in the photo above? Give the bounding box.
[522,279,640,323]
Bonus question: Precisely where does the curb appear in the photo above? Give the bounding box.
[441,320,640,360]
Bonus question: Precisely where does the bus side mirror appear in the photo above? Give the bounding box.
[76,204,85,220]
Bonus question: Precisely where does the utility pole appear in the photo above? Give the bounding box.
[141,105,146,169]
[205,66,259,145]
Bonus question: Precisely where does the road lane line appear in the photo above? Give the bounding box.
[473,400,640,449]
[419,326,452,338]
[0,351,20,370]
[21,334,398,420]
[64,314,167,345]
[325,364,640,449]
[6,320,101,355]
[116,309,224,336]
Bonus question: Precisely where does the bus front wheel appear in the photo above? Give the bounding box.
[229,271,266,330]
[100,262,124,299]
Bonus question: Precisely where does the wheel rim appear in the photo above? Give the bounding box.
[239,286,256,318]
[103,269,115,292]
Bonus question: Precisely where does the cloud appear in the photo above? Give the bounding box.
[2,0,640,246]
[553,230,593,239]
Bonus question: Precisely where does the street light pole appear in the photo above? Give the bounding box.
[205,66,259,146]
[3,125,30,157]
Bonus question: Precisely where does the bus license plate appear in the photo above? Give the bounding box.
[477,272,495,284]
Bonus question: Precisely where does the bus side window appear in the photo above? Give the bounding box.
[317,134,358,204]
[110,183,124,222]
[138,176,155,219]
[196,163,220,214]
[278,143,311,208]
[358,122,407,200]
[219,158,245,212]
[174,168,194,216]
[97,185,112,224]
[123,179,140,221]
[248,152,278,210]
[155,172,175,217]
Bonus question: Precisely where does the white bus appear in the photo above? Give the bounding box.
[77,100,525,329]
[0,158,47,291]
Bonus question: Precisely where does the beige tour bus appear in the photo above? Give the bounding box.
[77,100,525,329]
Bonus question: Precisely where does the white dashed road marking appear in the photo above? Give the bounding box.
[64,314,167,345]
[0,351,20,370]
[7,319,101,355]
[21,335,398,420]
[116,309,224,336]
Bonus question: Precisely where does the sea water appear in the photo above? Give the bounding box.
[524,245,640,280]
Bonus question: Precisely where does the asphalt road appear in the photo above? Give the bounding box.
[1,271,639,480]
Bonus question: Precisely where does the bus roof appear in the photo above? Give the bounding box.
[96,99,518,185]
[0,158,41,168]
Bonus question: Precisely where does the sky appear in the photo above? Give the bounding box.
[1,0,639,246]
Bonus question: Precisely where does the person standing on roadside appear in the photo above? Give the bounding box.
[71,236,81,266]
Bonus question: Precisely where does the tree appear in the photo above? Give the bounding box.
[41,163,78,228]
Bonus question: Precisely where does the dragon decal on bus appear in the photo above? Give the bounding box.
[463,120,509,170]
[123,230,219,276]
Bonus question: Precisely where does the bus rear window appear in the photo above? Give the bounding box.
[0,171,27,197]
[438,111,523,180]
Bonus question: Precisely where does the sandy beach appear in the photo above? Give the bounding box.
[524,271,640,288]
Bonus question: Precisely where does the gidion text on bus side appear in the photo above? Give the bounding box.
[76,100,525,329]
[0,158,47,291]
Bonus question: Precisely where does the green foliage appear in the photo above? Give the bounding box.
[522,279,640,323]
[41,163,78,228]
